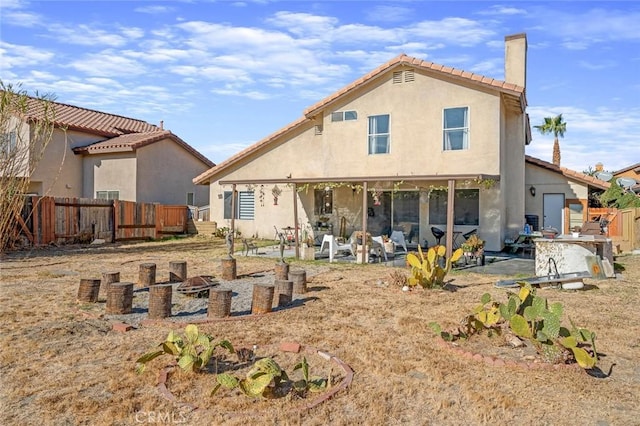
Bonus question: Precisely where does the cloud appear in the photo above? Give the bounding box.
[365,5,414,23]
[68,51,147,77]
[0,41,54,68]
[46,24,132,47]
[134,5,176,15]
[477,5,528,16]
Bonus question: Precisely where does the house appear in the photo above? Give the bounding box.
[194,33,531,254]
[524,155,610,233]
[4,95,213,206]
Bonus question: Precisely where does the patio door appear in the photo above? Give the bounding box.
[543,193,564,231]
[366,192,391,236]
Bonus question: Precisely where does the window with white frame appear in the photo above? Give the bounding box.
[368,114,390,154]
[1,131,17,156]
[96,190,119,200]
[429,189,479,226]
[223,191,255,220]
[443,107,469,150]
[331,110,358,122]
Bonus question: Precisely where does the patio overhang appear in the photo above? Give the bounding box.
[219,173,501,185]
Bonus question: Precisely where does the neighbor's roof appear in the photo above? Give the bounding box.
[19,94,160,137]
[613,162,640,175]
[525,155,610,190]
[73,130,215,168]
[194,53,527,185]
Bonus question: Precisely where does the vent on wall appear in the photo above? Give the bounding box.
[393,69,415,84]
[314,125,323,135]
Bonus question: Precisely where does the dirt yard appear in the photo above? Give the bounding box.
[1,237,639,425]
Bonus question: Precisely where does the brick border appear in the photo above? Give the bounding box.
[434,337,585,372]
[155,343,354,417]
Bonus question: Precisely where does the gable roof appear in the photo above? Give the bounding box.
[19,95,160,137]
[525,155,610,190]
[613,162,640,175]
[73,130,215,167]
[194,53,527,185]
[304,53,526,118]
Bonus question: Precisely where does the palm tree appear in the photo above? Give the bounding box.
[534,114,566,166]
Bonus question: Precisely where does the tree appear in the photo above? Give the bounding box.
[0,82,56,252]
[534,114,566,166]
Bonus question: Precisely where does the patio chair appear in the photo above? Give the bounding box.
[390,230,407,253]
[371,236,388,261]
[319,235,354,262]
[431,227,445,245]
[463,229,477,240]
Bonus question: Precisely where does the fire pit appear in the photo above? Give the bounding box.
[176,275,219,297]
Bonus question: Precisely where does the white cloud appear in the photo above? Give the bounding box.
[477,6,528,16]
[365,5,413,23]
[0,42,54,68]
[134,5,176,14]
[68,51,147,77]
[46,24,130,47]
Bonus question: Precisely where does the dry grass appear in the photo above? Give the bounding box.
[1,237,639,425]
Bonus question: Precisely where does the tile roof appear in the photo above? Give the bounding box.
[194,53,527,185]
[303,53,526,118]
[525,155,610,190]
[19,94,160,136]
[613,162,640,175]
[73,130,214,167]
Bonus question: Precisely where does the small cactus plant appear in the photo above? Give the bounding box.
[406,245,463,289]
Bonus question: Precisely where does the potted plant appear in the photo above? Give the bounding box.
[382,235,395,257]
[461,234,485,265]
[301,227,316,260]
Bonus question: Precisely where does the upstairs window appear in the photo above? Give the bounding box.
[1,131,17,156]
[368,114,390,154]
[331,110,357,122]
[443,107,469,150]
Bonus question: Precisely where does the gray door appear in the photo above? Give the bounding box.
[543,193,564,231]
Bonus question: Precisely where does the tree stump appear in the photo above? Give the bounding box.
[251,284,274,314]
[148,283,173,319]
[208,288,233,318]
[169,261,187,283]
[101,271,120,296]
[139,263,156,287]
[274,262,289,280]
[77,278,100,303]
[289,270,307,294]
[106,282,133,314]
[221,258,237,280]
[274,279,293,307]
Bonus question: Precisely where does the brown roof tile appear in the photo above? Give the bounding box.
[72,130,214,167]
[613,162,640,175]
[525,155,610,190]
[21,95,160,136]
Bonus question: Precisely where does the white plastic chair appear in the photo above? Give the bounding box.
[319,235,353,262]
[390,230,407,253]
[371,236,388,261]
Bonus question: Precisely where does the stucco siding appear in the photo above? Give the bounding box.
[84,153,137,201]
[136,138,210,205]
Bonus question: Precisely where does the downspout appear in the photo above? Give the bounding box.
[361,181,368,264]
[230,183,236,254]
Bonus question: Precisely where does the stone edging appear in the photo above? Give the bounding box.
[434,337,584,372]
[156,343,354,417]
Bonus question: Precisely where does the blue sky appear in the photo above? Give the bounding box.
[1,0,639,172]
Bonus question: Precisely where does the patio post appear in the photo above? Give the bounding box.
[230,183,236,254]
[446,179,455,259]
[360,181,368,264]
[292,183,299,259]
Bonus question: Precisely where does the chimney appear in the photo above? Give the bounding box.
[595,162,604,172]
[504,33,527,88]
[159,120,164,130]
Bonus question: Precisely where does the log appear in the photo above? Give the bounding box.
[101,271,120,296]
[274,262,289,280]
[77,278,100,303]
[139,263,156,287]
[221,258,237,280]
[169,261,187,283]
[148,283,173,319]
[208,288,233,318]
[289,270,307,294]
[106,282,133,314]
[251,284,274,314]
[274,279,293,307]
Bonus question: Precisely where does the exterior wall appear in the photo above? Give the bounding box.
[29,128,99,197]
[136,139,210,205]
[83,153,137,201]
[525,163,588,233]
[501,108,527,244]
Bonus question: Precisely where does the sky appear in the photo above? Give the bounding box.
[1,0,639,173]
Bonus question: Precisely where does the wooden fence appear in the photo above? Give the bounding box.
[16,196,188,247]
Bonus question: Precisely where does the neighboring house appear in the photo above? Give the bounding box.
[194,33,531,252]
[612,162,640,194]
[524,156,610,233]
[5,96,213,206]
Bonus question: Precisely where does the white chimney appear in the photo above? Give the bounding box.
[504,33,527,88]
